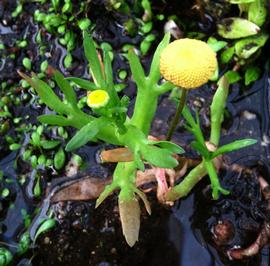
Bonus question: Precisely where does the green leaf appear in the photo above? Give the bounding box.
[38,114,71,126]
[34,219,56,242]
[65,118,107,151]
[127,49,146,88]
[66,77,96,90]
[211,139,257,158]
[207,37,227,52]
[141,145,178,168]
[147,140,185,154]
[40,140,61,149]
[18,232,31,255]
[54,70,77,105]
[217,18,260,39]
[225,70,241,84]
[235,33,269,59]
[78,18,91,31]
[0,247,13,266]
[248,0,267,26]
[220,46,235,64]
[54,148,66,170]
[148,33,170,84]
[103,50,114,90]
[245,66,261,85]
[18,72,66,114]
[83,33,105,88]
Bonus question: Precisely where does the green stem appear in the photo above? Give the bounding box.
[209,75,229,146]
[166,88,188,140]
[130,84,158,135]
[166,162,207,201]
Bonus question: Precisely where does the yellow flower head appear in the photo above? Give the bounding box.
[87,89,109,108]
[160,39,217,89]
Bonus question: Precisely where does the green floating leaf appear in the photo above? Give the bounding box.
[235,33,269,59]
[245,66,261,85]
[141,145,178,168]
[54,70,77,106]
[0,247,13,266]
[34,219,56,242]
[66,77,96,90]
[217,18,260,39]
[207,37,227,52]
[38,114,71,126]
[148,140,185,154]
[148,33,170,84]
[248,0,267,26]
[54,148,66,170]
[127,49,146,88]
[40,140,61,150]
[225,70,241,84]
[17,232,31,255]
[83,33,105,88]
[211,138,257,158]
[65,118,107,151]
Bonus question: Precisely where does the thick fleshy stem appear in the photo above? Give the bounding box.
[209,75,229,146]
[166,88,188,140]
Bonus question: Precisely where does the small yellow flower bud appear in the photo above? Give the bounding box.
[160,38,217,89]
[87,89,109,108]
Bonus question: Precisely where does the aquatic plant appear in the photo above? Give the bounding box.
[18,31,258,247]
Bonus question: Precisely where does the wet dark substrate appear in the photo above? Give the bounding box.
[1,1,270,266]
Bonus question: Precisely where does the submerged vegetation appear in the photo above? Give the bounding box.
[0,0,270,265]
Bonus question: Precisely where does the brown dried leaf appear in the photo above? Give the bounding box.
[119,198,141,247]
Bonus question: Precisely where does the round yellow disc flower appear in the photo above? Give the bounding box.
[87,89,109,108]
[160,39,217,89]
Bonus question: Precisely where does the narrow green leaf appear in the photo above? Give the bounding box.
[54,70,77,105]
[66,77,96,90]
[148,33,170,84]
[211,138,257,158]
[65,118,107,151]
[127,49,146,88]
[103,50,114,90]
[134,150,145,171]
[18,72,66,114]
[38,114,71,126]
[83,33,105,87]
[147,140,185,154]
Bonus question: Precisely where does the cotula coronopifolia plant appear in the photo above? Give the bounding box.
[19,32,256,247]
